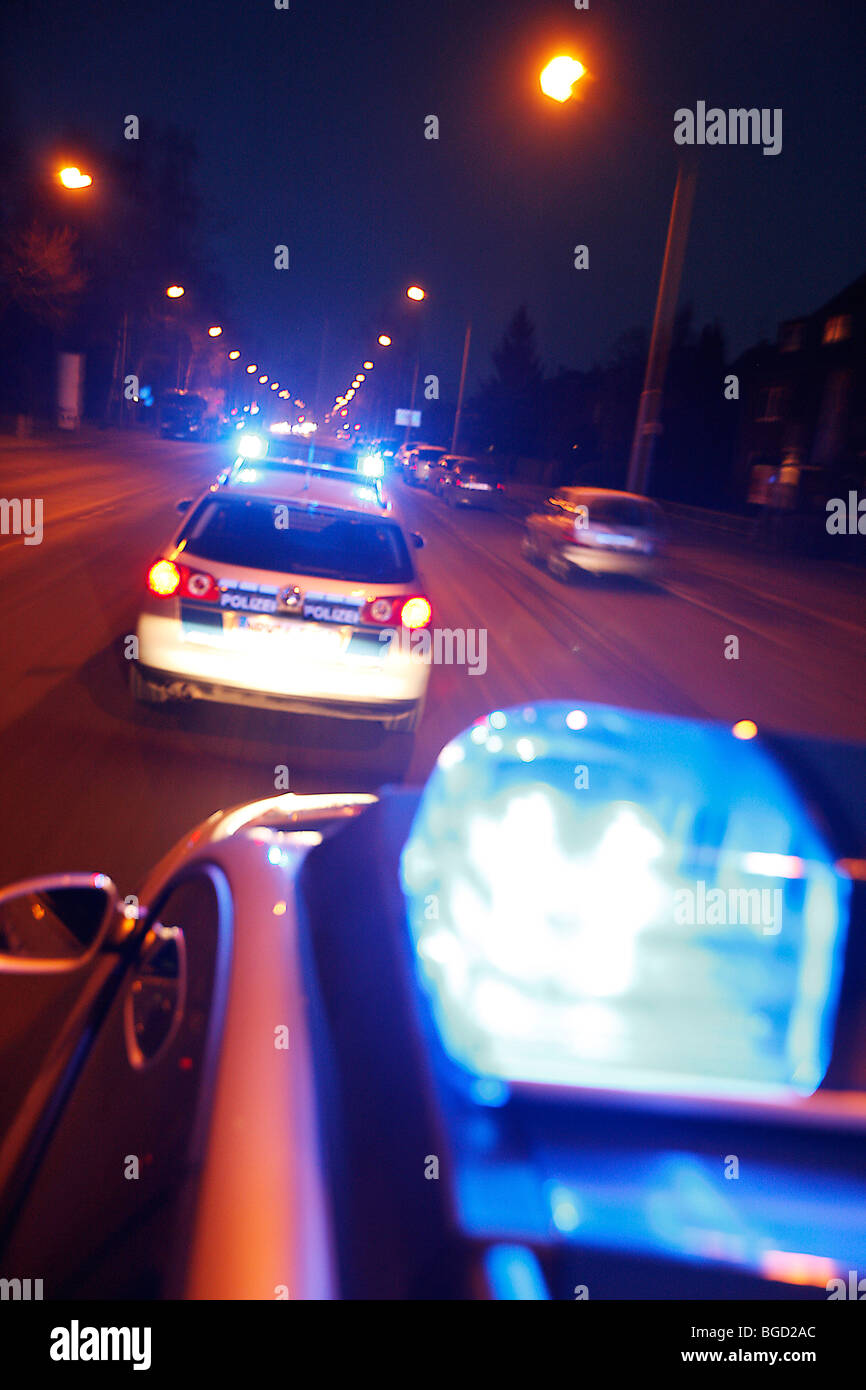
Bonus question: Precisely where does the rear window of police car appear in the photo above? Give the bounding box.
[180,497,414,583]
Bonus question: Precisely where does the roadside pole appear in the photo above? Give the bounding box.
[451,320,472,454]
[626,157,698,495]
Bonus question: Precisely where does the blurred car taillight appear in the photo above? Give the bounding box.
[180,566,220,601]
[360,595,432,629]
[361,596,397,625]
[147,559,180,597]
[400,596,432,629]
[147,559,219,601]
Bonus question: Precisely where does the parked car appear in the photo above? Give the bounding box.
[438,458,505,508]
[522,486,666,581]
[159,390,208,440]
[404,444,447,487]
[159,390,230,442]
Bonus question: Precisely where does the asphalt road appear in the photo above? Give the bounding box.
[2,430,865,899]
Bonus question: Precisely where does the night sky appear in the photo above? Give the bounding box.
[4,0,864,406]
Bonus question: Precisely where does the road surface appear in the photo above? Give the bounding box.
[1,431,864,897]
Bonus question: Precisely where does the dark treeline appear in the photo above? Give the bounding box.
[453,305,734,507]
[0,125,228,423]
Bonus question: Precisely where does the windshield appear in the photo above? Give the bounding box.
[580,497,660,529]
[181,497,414,582]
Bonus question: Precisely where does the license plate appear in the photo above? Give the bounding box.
[347,630,390,661]
[242,614,288,635]
[228,612,347,655]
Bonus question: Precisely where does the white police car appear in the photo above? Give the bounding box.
[130,461,431,752]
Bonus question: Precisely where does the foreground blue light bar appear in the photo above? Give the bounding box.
[483,1245,549,1300]
[400,702,851,1099]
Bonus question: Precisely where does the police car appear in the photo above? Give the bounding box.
[130,460,431,757]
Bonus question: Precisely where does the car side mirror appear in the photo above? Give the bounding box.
[176,498,193,514]
[411,531,425,549]
[0,874,120,974]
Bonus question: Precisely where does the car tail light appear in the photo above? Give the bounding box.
[146,559,218,602]
[147,559,181,597]
[400,596,432,630]
[496,482,504,491]
[454,476,463,486]
[179,566,219,601]
[361,596,397,625]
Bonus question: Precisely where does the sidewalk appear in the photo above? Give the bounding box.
[0,424,111,453]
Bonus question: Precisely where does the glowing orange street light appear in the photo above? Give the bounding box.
[246,364,257,373]
[228,350,241,360]
[356,373,365,381]
[539,55,586,103]
[407,285,426,301]
[363,361,373,370]
[732,719,759,741]
[378,334,392,346]
[208,325,223,337]
[58,166,93,189]
[258,374,268,384]
[166,285,185,298]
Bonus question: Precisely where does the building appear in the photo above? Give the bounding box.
[731,271,866,512]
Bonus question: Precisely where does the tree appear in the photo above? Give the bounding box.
[470,306,544,459]
[0,223,88,417]
[0,222,87,327]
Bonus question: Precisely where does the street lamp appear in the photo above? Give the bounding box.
[539,56,585,102]
[228,350,241,360]
[407,285,426,301]
[208,325,223,337]
[363,361,373,370]
[377,335,391,347]
[58,166,93,189]
[539,54,696,495]
[164,286,188,387]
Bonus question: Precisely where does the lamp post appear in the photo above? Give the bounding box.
[625,158,697,494]
[451,320,472,454]
[402,286,427,448]
[539,56,697,495]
